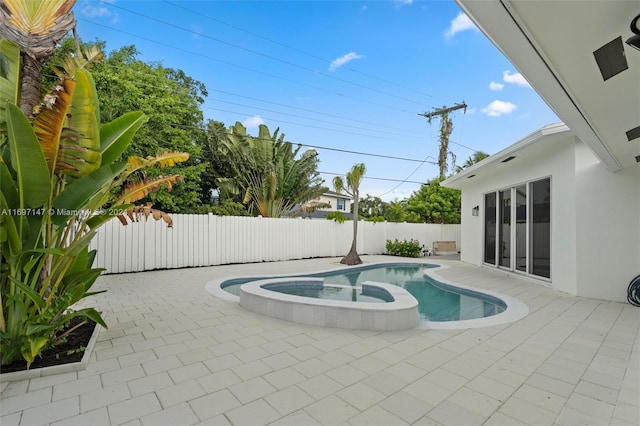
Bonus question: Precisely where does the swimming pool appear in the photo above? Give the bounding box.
[217,263,510,322]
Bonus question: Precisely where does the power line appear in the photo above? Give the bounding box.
[163,0,446,104]
[209,89,417,137]
[56,61,418,138]
[319,171,426,185]
[373,154,432,198]
[95,0,437,110]
[80,18,419,116]
[170,121,438,164]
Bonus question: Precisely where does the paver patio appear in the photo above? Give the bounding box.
[1,255,638,425]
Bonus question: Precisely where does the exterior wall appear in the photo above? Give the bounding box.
[457,134,580,296]
[316,194,353,212]
[575,144,640,302]
[457,133,639,302]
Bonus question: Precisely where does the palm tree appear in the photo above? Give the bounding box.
[456,151,490,173]
[0,0,77,118]
[215,122,326,217]
[333,163,366,265]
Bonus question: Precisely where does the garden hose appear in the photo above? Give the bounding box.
[628,274,640,307]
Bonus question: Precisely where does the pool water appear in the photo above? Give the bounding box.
[221,263,506,322]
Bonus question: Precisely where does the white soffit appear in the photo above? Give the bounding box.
[456,0,640,172]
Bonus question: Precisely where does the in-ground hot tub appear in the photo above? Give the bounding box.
[239,277,419,331]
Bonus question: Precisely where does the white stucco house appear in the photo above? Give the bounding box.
[288,191,354,219]
[442,1,640,303]
[314,190,353,214]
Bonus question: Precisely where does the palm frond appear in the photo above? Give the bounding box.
[116,175,183,205]
[50,45,103,78]
[117,203,174,228]
[32,74,101,177]
[0,0,77,58]
[126,152,189,173]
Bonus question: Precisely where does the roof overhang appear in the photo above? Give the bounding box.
[456,0,640,172]
[442,122,571,189]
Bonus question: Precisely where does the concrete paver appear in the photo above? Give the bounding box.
[1,255,638,425]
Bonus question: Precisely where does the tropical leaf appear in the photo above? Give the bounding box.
[99,111,148,165]
[32,73,101,177]
[116,175,183,205]
[4,101,50,208]
[0,39,20,136]
[0,191,21,254]
[49,44,103,79]
[126,151,189,172]
[117,202,174,228]
[51,162,128,226]
[0,0,76,58]
[0,160,19,208]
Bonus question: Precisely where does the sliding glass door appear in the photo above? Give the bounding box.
[483,178,550,279]
[484,193,496,265]
[515,185,527,272]
[499,189,511,268]
[530,179,551,278]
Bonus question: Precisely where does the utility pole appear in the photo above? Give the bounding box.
[419,102,467,179]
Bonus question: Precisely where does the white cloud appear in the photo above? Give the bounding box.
[329,52,364,71]
[503,70,530,87]
[243,115,265,128]
[489,81,504,91]
[444,12,477,39]
[482,100,517,117]
[80,0,119,23]
[393,0,413,5]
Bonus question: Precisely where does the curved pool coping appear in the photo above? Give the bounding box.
[239,277,419,331]
[205,260,529,330]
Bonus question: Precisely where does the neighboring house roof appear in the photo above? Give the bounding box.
[456,0,639,171]
[442,122,571,189]
[322,190,353,200]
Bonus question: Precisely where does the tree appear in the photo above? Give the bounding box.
[0,41,187,366]
[386,199,421,223]
[358,195,388,219]
[47,41,208,212]
[333,163,366,265]
[199,120,232,205]
[405,178,461,224]
[456,151,490,173]
[213,122,326,217]
[0,0,77,118]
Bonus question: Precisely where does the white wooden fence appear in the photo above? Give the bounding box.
[89,215,461,274]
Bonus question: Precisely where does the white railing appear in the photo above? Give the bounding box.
[89,215,461,274]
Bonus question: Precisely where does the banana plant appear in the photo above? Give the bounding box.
[0,41,187,367]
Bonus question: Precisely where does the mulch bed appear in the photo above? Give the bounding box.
[1,318,96,374]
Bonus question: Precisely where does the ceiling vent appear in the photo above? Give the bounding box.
[501,156,516,163]
[593,36,628,81]
[626,126,640,141]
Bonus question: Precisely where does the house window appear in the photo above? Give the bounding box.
[337,198,346,211]
[483,178,550,279]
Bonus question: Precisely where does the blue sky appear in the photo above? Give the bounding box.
[75,0,559,201]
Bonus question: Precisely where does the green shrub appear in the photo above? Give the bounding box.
[326,211,348,223]
[365,215,385,223]
[385,239,422,258]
